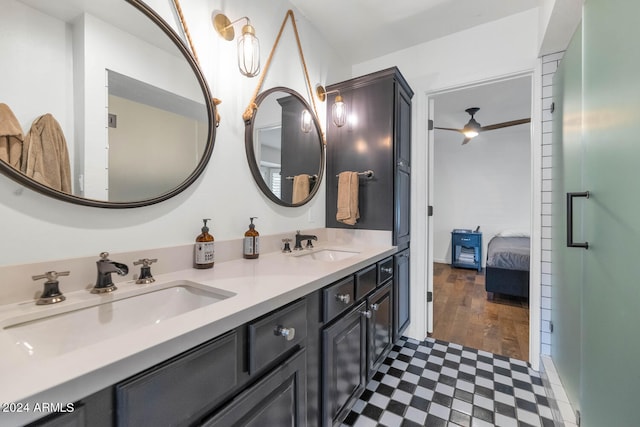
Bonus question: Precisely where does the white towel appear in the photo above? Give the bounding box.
[336,171,359,225]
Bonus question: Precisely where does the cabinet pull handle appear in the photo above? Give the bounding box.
[370,303,379,311]
[336,293,351,304]
[360,310,372,319]
[567,191,589,249]
[381,267,393,274]
[274,326,296,341]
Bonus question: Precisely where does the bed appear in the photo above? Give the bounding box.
[485,232,530,299]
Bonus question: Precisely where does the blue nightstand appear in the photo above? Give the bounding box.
[451,229,482,272]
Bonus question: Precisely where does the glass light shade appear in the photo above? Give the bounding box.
[463,129,479,138]
[332,95,347,127]
[301,110,312,133]
[237,24,260,77]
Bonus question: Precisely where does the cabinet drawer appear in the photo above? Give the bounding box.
[115,331,237,427]
[323,276,355,322]
[355,265,377,300]
[248,299,307,374]
[203,348,307,427]
[377,257,394,284]
[453,233,480,247]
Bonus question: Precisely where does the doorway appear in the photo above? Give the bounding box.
[427,75,533,361]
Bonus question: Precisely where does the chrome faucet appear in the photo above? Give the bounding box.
[92,252,128,294]
[294,230,317,250]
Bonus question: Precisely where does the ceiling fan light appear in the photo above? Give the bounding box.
[463,129,479,138]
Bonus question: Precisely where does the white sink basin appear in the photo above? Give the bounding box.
[3,281,234,360]
[296,249,359,262]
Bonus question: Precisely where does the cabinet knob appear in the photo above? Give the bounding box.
[370,303,379,311]
[381,267,393,274]
[274,326,296,341]
[336,293,351,304]
[359,310,372,319]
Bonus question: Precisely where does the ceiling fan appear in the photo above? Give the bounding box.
[434,107,531,145]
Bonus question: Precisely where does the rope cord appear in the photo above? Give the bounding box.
[242,9,321,138]
[171,0,221,126]
[171,0,199,65]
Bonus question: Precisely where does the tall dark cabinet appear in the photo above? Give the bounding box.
[325,67,413,248]
[325,67,413,343]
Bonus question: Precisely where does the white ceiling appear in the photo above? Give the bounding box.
[287,1,538,136]
[289,0,538,64]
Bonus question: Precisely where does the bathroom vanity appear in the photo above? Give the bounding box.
[0,231,406,427]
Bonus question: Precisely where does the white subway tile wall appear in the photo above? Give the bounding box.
[540,51,564,356]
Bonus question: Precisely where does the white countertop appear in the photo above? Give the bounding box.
[0,241,395,426]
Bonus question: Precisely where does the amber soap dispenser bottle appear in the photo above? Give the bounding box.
[243,217,259,259]
[194,218,215,269]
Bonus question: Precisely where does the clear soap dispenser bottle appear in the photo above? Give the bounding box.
[194,218,215,269]
[243,217,259,259]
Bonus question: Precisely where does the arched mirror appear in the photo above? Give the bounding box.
[0,0,216,208]
[245,87,324,207]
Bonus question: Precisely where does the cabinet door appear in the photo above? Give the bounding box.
[393,249,410,341]
[203,349,307,427]
[368,281,393,376]
[325,78,395,231]
[322,301,367,427]
[394,83,412,247]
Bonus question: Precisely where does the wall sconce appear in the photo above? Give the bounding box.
[316,86,347,128]
[213,13,260,77]
[301,110,313,133]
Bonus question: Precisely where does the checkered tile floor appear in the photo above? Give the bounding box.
[342,337,555,427]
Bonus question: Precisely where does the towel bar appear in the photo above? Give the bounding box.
[335,170,374,179]
[285,174,318,180]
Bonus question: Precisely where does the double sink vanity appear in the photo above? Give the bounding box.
[0,230,409,427]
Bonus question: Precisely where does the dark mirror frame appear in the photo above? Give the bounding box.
[244,87,325,207]
[0,0,216,209]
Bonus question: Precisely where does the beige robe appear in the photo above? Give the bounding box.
[0,103,24,169]
[22,114,72,193]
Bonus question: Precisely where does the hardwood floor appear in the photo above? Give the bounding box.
[429,263,530,361]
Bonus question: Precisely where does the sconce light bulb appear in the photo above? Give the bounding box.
[238,24,260,77]
[301,110,313,133]
[332,95,347,127]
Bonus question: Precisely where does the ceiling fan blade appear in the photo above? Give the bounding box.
[461,137,472,145]
[434,126,463,133]
[480,118,531,132]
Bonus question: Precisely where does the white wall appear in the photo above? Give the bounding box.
[352,9,540,341]
[433,127,531,266]
[0,0,350,267]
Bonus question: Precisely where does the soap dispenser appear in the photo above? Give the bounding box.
[194,218,215,269]
[243,217,260,259]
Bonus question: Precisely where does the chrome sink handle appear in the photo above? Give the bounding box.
[336,293,351,304]
[275,325,296,341]
[32,271,70,305]
[133,258,158,284]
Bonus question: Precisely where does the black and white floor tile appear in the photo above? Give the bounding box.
[342,337,555,427]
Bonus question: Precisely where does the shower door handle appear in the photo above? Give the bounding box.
[567,191,589,249]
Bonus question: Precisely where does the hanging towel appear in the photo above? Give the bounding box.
[22,113,72,193]
[0,103,24,169]
[292,174,310,204]
[336,171,360,225]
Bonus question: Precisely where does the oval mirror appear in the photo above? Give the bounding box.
[0,0,216,208]
[245,87,324,207]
